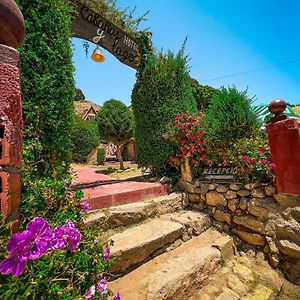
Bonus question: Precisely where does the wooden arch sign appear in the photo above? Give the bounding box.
[72,1,141,69]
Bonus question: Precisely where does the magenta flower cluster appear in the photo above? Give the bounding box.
[0,217,81,277]
[85,277,121,300]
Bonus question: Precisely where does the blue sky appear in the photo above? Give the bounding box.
[72,0,300,106]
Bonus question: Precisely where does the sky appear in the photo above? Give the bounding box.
[72,0,300,106]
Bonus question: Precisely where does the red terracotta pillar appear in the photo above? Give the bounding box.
[0,0,25,231]
[266,99,300,195]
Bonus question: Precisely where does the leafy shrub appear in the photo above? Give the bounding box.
[132,47,198,175]
[97,99,134,169]
[71,117,100,163]
[97,148,106,165]
[204,86,259,148]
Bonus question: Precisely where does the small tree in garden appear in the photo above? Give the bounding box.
[97,99,134,169]
[164,112,207,181]
[204,86,259,148]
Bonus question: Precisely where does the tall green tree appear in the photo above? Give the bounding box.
[132,48,198,175]
[97,99,134,169]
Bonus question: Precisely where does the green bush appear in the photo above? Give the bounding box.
[71,117,99,163]
[204,86,259,148]
[97,148,106,165]
[132,47,198,175]
[17,0,75,179]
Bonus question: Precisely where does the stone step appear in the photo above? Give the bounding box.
[109,229,234,300]
[83,181,168,210]
[85,193,183,229]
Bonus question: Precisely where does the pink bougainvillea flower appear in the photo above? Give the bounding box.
[258,148,265,155]
[250,158,257,164]
[181,139,187,145]
[162,134,169,140]
[261,158,267,165]
[242,156,250,164]
[112,292,121,300]
[96,278,107,293]
[270,163,276,169]
[200,155,206,161]
[103,246,110,261]
[81,200,90,213]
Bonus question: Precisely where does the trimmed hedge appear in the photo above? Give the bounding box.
[132,50,198,175]
[71,117,99,163]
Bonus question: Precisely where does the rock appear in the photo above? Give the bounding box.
[230,184,240,191]
[256,252,265,260]
[194,179,201,187]
[147,247,221,300]
[216,185,228,193]
[199,294,212,300]
[227,274,248,295]
[214,210,231,225]
[244,183,260,190]
[177,179,194,193]
[266,237,279,254]
[276,239,300,259]
[182,231,191,242]
[150,193,183,215]
[225,190,237,199]
[228,199,239,212]
[110,219,183,274]
[195,183,209,194]
[268,253,280,268]
[216,288,239,300]
[84,211,106,226]
[212,235,235,259]
[233,216,265,234]
[233,263,254,282]
[248,206,269,221]
[283,259,300,285]
[251,188,266,198]
[188,193,201,203]
[239,197,248,210]
[232,229,265,246]
[106,202,155,228]
[166,239,182,252]
[160,176,171,184]
[264,185,276,196]
[241,284,273,300]
[274,193,300,207]
[237,189,251,197]
[263,244,270,254]
[208,183,217,190]
[206,191,227,207]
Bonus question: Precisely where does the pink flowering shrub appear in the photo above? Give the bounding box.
[164,112,208,169]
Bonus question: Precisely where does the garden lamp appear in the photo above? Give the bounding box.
[91,45,105,62]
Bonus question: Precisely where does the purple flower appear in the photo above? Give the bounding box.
[81,200,90,213]
[52,220,81,252]
[96,278,107,293]
[103,246,110,261]
[0,231,32,277]
[112,292,121,300]
[26,217,53,259]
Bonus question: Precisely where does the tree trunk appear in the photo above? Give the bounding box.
[116,144,124,170]
[181,155,193,182]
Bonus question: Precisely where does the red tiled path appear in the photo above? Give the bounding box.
[73,165,168,210]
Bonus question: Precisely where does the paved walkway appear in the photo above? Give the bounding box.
[73,165,168,210]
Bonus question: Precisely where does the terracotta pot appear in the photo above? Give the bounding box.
[0,0,25,48]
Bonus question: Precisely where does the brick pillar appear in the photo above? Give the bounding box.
[0,0,25,232]
[266,99,300,195]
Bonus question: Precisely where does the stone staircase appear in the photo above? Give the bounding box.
[86,193,237,299]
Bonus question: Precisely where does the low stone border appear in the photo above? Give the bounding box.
[179,179,300,285]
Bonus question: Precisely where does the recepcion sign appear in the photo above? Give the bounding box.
[72,2,141,69]
[200,166,239,182]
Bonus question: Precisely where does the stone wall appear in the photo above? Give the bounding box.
[180,179,300,284]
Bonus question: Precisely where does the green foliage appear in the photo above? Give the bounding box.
[97,99,134,145]
[71,117,99,163]
[97,148,106,165]
[190,80,218,110]
[204,86,259,147]
[132,47,198,175]
[17,0,75,179]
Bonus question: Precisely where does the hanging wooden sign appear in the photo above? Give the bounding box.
[72,2,141,69]
[199,166,239,183]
